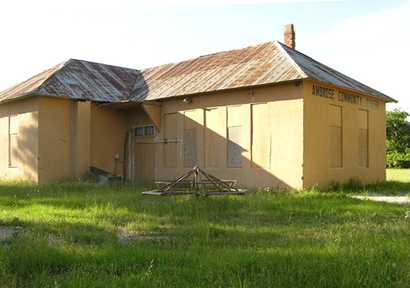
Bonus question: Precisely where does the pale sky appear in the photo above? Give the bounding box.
[0,0,409,111]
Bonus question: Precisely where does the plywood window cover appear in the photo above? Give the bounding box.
[183,128,197,168]
[358,109,369,168]
[227,105,245,168]
[227,126,242,168]
[251,103,271,169]
[164,113,179,168]
[205,107,225,168]
[8,115,19,168]
[329,105,343,169]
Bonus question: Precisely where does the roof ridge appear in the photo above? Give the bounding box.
[68,58,140,72]
[273,41,308,79]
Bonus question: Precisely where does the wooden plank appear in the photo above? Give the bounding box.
[183,128,197,167]
[227,126,242,168]
[205,107,226,168]
[164,113,178,168]
[142,103,161,131]
[251,103,270,169]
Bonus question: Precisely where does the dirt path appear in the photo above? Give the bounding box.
[350,195,410,205]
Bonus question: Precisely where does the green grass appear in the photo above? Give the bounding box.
[387,169,410,183]
[0,170,409,287]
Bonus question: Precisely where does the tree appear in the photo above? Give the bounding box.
[386,109,410,168]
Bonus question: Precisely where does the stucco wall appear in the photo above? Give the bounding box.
[34,97,129,182]
[37,97,92,183]
[36,98,128,182]
[90,103,128,177]
[146,83,304,189]
[0,97,39,182]
[38,97,72,182]
[74,101,91,177]
[303,80,386,188]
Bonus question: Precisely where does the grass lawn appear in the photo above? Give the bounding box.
[0,170,409,287]
[387,169,410,183]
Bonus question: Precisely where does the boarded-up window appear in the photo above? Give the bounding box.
[227,106,244,168]
[183,128,196,167]
[8,115,19,168]
[164,113,178,168]
[251,103,270,169]
[329,105,343,168]
[183,110,203,168]
[358,109,369,167]
[227,126,242,167]
[205,107,225,168]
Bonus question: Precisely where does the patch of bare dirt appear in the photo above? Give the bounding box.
[0,226,23,242]
[117,229,169,245]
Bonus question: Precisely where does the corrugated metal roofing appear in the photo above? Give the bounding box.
[278,42,396,102]
[0,59,145,103]
[0,62,65,102]
[133,41,303,101]
[0,41,396,103]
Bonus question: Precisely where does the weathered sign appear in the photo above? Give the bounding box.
[312,84,375,106]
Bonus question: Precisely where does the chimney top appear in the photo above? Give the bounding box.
[284,24,295,49]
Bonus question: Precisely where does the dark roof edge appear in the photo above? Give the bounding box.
[276,41,397,103]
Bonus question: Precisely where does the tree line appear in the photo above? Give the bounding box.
[386,109,410,168]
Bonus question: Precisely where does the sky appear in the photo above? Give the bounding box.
[0,0,409,111]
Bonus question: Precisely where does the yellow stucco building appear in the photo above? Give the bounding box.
[0,26,396,189]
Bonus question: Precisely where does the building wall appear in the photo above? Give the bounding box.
[303,80,386,188]
[75,101,91,177]
[0,97,39,182]
[90,103,128,177]
[38,97,73,182]
[144,83,304,189]
[38,98,127,182]
[37,97,93,183]
[0,80,387,189]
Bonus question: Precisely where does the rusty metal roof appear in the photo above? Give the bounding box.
[0,41,395,104]
[133,41,302,101]
[278,42,396,102]
[0,62,65,102]
[0,59,145,103]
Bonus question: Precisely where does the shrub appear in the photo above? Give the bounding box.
[386,110,410,168]
[386,149,410,168]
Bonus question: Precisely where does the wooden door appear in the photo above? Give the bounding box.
[134,143,155,183]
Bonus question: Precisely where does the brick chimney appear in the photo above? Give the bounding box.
[284,24,295,49]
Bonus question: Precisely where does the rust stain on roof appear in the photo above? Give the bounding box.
[0,41,395,104]
[0,60,146,103]
[135,42,303,102]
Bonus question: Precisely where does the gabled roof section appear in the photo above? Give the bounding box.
[0,59,145,103]
[0,62,65,102]
[276,42,396,102]
[0,41,395,104]
[133,42,304,101]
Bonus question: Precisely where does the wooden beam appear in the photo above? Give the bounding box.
[142,103,161,131]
